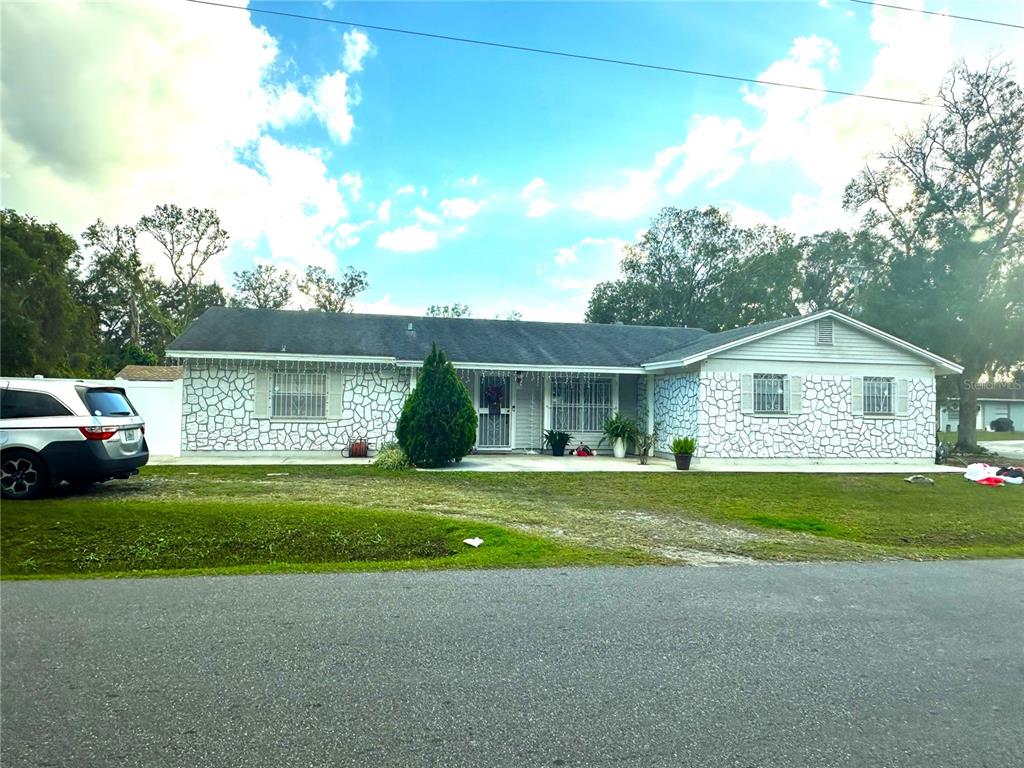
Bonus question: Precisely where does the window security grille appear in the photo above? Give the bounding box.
[271,372,328,418]
[863,377,894,415]
[551,378,613,432]
[753,373,788,414]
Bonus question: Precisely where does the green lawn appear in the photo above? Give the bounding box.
[0,495,652,579]
[3,465,1022,579]
[938,430,1024,442]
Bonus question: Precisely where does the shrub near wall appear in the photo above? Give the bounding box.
[396,344,477,467]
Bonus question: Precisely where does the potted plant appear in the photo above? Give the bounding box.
[600,412,638,459]
[670,436,696,470]
[634,422,660,466]
[543,429,573,457]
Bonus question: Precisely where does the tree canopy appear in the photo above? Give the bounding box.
[298,265,368,313]
[845,59,1023,447]
[231,264,293,309]
[0,210,98,377]
[586,207,801,331]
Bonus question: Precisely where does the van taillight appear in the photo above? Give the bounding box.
[79,426,118,440]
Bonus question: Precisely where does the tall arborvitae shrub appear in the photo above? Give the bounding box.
[396,344,477,467]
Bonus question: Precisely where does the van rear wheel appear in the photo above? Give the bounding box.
[1,450,49,500]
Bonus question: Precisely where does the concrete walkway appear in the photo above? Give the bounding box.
[150,452,959,474]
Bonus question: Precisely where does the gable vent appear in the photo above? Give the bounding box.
[816,318,834,345]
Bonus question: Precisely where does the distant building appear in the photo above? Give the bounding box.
[940,383,1023,433]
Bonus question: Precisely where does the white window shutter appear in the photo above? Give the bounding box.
[253,370,269,418]
[740,374,753,414]
[789,375,803,415]
[895,378,909,416]
[850,377,864,416]
[327,371,345,419]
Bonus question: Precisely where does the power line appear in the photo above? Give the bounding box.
[184,0,933,107]
[846,0,1024,31]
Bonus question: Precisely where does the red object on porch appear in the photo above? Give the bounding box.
[349,440,369,458]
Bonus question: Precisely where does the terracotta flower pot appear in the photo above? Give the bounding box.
[674,453,692,470]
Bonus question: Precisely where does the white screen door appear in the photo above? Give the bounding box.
[477,374,512,449]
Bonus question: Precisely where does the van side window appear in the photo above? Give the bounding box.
[0,390,74,419]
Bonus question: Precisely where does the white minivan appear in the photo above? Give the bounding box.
[0,378,148,499]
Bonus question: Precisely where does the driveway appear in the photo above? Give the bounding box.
[981,440,1024,461]
[3,561,1022,767]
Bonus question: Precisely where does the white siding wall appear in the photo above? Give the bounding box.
[718,320,927,366]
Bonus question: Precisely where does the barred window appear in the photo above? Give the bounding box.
[753,373,788,414]
[551,377,613,432]
[272,372,327,418]
[863,377,894,415]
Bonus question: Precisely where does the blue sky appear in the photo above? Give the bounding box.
[2,1,1021,320]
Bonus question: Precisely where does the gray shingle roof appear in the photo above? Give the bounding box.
[167,308,711,368]
[115,365,183,381]
[645,315,803,364]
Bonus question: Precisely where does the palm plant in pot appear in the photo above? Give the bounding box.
[634,422,660,466]
[670,436,696,470]
[600,412,638,459]
[543,429,573,457]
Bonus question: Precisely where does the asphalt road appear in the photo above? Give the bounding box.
[3,561,1022,768]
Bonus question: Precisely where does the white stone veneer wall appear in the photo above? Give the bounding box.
[182,362,409,452]
[652,373,700,454]
[697,372,935,459]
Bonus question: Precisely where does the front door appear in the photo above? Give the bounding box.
[477,374,513,449]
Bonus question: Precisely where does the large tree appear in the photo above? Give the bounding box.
[230,264,293,309]
[586,207,800,331]
[426,303,471,318]
[137,204,229,332]
[1,210,99,376]
[297,265,368,312]
[844,59,1024,448]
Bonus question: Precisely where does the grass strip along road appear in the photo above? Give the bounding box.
[3,465,1021,578]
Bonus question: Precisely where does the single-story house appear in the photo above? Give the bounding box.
[939,383,1023,433]
[165,308,962,465]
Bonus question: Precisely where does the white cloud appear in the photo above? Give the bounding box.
[376,224,439,253]
[541,237,628,318]
[341,172,362,201]
[664,115,753,194]
[312,70,356,144]
[520,176,557,218]
[456,175,481,187]
[264,83,313,128]
[568,0,993,234]
[573,146,683,220]
[395,184,416,196]
[0,2,375,284]
[377,199,392,222]
[352,293,425,316]
[440,197,484,220]
[342,29,373,73]
[521,177,547,197]
[526,198,558,218]
[412,207,442,225]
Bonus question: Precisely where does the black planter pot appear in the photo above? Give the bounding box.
[552,445,567,457]
[674,453,692,470]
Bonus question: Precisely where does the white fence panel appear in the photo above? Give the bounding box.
[121,380,183,457]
